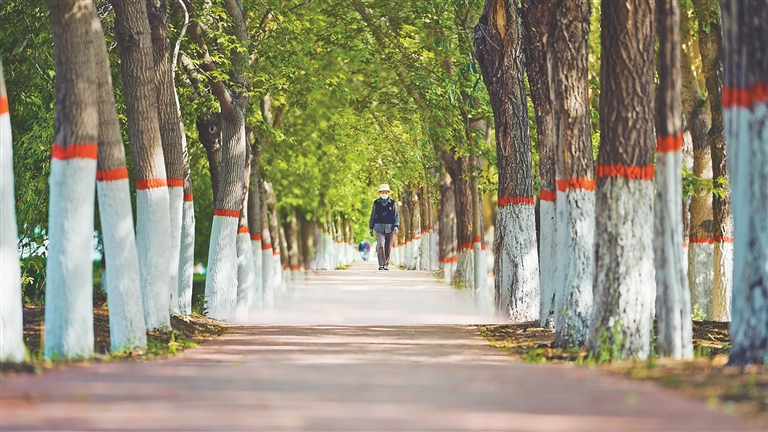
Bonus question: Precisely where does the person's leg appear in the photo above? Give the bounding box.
[384,232,394,268]
[376,232,386,268]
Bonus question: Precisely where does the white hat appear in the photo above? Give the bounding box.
[378,184,391,192]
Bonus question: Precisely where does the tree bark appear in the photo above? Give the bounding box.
[0,60,26,362]
[475,0,540,321]
[654,0,694,360]
[520,0,557,328]
[260,180,276,306]
[111,0,172,331]
[45,0,99,359]
[91,5,146,352]
[235,143,256,320]
[147,0,187,316]
[438,172,457,281]
[721,0,768,366]
[589,0,656,360]
[692,0,733,322]
[247,152,264,310]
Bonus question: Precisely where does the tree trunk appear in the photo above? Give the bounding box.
[589,0,656,360]
[112,0,172,331]
[721,0,768,366]
[247,153,264,311]
[655,0,693,360]
[692,0,733,322]
[438,172,457,282]
[147,0,186,316]
[475,0,540,322]
[418,186,431,271]
[91,6,146,352]
[443,154,475,288]
[45,0,99,359]
[235,144,256,321]
[680,7,715,319]
[286,208,302,279]
[0,61,25,362]
[521,0,557,328]
[259,180,276,307]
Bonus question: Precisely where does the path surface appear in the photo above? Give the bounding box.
[0,261,756,431]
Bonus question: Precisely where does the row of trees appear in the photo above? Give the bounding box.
[473,0,766,365]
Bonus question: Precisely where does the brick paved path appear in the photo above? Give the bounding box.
[0,261,756,431]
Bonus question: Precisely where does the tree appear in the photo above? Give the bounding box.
[589,0,656,360]
[92,4,147,352]
[44,0,99,359]
[520,0,557,328]
[551,0,595,348]
[0,59,25,363]
[147,0,191,316]
[111,0,173,331]
[721,0,768,366]
[474,0,540,322]
[654,0,693,360]
[692,0,732,322]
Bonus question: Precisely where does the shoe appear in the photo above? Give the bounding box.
[384,267,390,271]
[378,266,384,270]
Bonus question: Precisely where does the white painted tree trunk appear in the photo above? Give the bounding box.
[205,214,238,320]
[494,203,540,322]
[97,178,146,352]
[654,148,693,360]
[261,241,275,308]
[0,80,25,363]
[235,230,255,321]
[473,239,491,314]
[430,227,439,270]
[45,150,97,359]
[420,232,430,270]
[553,188,595,347]
[455,247,474,288]
[590,177,656,360]
[136,186,173,330]
[178,198,195,315]
[688,241,714,319]
[251,234,264,310]
[711,240,733,321]
[167,185,183,315]
[538,198,557,328]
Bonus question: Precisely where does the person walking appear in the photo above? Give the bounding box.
[369,184,400,270]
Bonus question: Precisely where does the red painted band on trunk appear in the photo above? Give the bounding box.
[96,167,129,181]
[421,229,430,234]
[498,196,535,207]
[715,236,734,243]
[52,143,98,161]
[261,243,272,250]
[440,256,458,263]
[213,209,240,218]
[273,250,280,256]
[558,178,597,191]
[595,164,654,180]
[683,242,689,248]
[556,180,568,192]
[656,134,683,153]
[473,236,482,243]
[167,178,184,187]
[290,266,300,271]
[183,193,194,202]
[458,242,473,251]
[723,82,768,109]
[136,178,167,190]
[0,95,8,115]
[414,235,421,240]
[251,234,262,241]
[237,226,249,234]
[540,190,556,202]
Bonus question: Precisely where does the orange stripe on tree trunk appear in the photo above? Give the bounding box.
[213,209,240,218]
[96,167,129,181]
[52,143,98,160]
[0,95,8,115]
[237,226,249,234]
[656,134,683,153]
[691,236,734,244]
[498,196,534,207]
[458,242,473,250]
[723,82,768,109]
[261,243,272,250]
[167,178,184,187]
[183,193,194,202]
[595,164,654,180]
[136,178,168,190]
[540,190,556,202]
[251,234,262,241]
[555,178,596,193]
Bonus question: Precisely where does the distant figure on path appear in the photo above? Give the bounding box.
[369,184,400,270]
[358,240,371,261]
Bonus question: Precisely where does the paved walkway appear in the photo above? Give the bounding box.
[0,261,757,431]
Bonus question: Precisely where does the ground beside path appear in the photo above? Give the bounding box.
[0,261,757,431]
